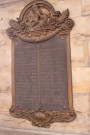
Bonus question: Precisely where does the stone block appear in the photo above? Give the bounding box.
[71,17,90,41]
[88,41,90,61]
[83,41,89,65]
[0,49,11,66]
[73,94,90,113]
[0,30,11,50]
[0,70,11,91]
[48,0,81,18]
[0,2,25,31]
[72,67,90,92]
[82,0,90,16]
[70,40,84,62]
[0,93,11,108]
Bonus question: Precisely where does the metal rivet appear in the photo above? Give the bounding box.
[64,106,66,109]
[16,104,19,107]
[61,37,64,40]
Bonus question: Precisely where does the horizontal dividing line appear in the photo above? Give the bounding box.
[41,98,67,101]
[40,91,66,93]
[16,100,38,102]
[73,92,90,96]
[15,71,38,73]
[16,82,37,84]
[15,88,37,90]
[40,92,67,94]
[39,50,64,53]
[40,54,65,57]
[15,54,37,57]
[15,64,37,66]
[15,56,37,59]
[39,67,65,69]
[15,68,37,70]
[39,63,65,65]
[15,81,36,85]
[39,72,65,75]
[15,56,32,59]
[15,80,38,83]
[39,82,65,85]
[16,93,38,96]
[15,91,37,94]
[39,70,64,72]
[15,62,37,64]
[15,74,38,77]
[39,48,65,51]
[39,79,65,81]
[15,83,38,85]
[40,47,64,50]
[39,83,66,86]
[16,51,36,53]
[16,92,38,94]
[15,82,38,84]
[40,95,66,98]
[16,91,37,94]
[41,103,67,106]
[40,62,66,65]
[15,75,38,77]
[16,94,38,97]
[40,86,66,89]
[15,57,37,59]
[16,95,38,98]
[41,101,67,103]
[39,50,65,53]
[0,92,10,93]
[15,73,37,77]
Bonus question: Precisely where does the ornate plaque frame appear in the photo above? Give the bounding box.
[6,0,76,128]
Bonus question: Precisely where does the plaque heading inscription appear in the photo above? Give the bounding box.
[6,0,76,128]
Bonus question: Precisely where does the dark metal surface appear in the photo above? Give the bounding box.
[39,36,68,111]
[14,41,39,109]
[14,35,68,111]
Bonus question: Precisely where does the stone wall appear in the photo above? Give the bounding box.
[0,0,90,135]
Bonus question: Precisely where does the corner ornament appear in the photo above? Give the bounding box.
[6,0,74,43]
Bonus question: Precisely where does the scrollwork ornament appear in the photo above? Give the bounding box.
[6,0,74,43]
[10,107,76,128]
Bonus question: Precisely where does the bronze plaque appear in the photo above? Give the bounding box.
[14,36,68,111]
[6,0,76,128]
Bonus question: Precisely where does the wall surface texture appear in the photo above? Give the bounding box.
[0,0,90,135]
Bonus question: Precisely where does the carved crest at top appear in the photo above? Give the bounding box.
[6,0,74,43]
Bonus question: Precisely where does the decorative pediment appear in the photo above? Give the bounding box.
[6,0,74,42]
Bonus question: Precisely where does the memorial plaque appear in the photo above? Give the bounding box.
[7,0,76,128]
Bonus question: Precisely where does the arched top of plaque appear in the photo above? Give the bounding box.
[6,0,74,43]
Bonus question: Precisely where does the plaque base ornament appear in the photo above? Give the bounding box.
[10,107,76,128]
[6,0,76,128]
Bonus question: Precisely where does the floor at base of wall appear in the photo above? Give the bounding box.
[0,126,89,135]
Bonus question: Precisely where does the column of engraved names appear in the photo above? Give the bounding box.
[39,37,68,111]
[15,43,39,109]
